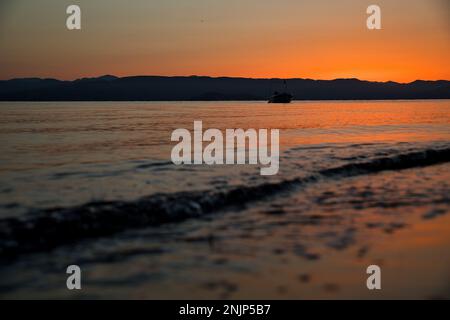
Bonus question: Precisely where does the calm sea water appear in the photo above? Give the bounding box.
[0,100,449,299]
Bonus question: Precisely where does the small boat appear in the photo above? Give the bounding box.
[268,92,293,103]
[268,80,293,103]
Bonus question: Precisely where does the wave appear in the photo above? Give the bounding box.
[319,148,450,177]
[1,146,450,258]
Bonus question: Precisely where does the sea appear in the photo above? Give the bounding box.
[0,100,449,299]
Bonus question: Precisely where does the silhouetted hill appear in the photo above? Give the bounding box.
[0,75,448,101]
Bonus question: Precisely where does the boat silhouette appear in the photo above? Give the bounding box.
[268,80,293,103]
[268,91,293,103]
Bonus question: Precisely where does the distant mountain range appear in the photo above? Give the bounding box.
[0,75,449,101]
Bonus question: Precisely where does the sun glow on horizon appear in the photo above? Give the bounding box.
[0,0,449,82]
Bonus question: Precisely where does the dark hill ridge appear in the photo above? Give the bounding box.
[0,75,448,101]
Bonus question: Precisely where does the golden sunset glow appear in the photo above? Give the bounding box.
[0,0,449,82]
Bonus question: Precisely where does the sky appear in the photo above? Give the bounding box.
[0,0,449,82]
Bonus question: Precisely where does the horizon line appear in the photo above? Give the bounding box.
[1,74,449,85]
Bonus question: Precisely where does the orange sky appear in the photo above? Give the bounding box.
[0,0,449,82]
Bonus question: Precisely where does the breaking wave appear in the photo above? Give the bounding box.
[1,146,450,258]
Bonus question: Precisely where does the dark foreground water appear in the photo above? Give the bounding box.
[0,100,449,299]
